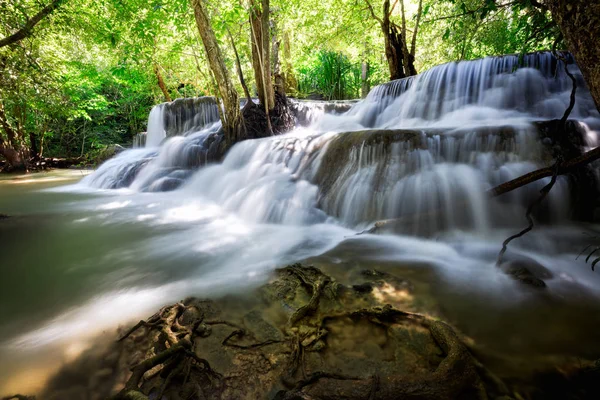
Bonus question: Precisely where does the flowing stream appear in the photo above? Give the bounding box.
[2,52,600,393]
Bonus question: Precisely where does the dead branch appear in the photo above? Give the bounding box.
[496,54,579,264]
[496,158,561,264]
[489,146,600,197]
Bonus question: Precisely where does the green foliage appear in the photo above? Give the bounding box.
[298,50,361,100]
[0,0,564,165]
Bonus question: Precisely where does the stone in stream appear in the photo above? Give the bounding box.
[499,259,554,288]
[39,264,496,400]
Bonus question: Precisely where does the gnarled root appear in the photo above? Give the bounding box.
[110,302,221,400]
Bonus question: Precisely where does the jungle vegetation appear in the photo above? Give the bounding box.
[0,0,594,170]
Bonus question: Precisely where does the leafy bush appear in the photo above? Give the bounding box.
[297,50,361,100]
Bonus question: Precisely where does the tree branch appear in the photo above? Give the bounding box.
[0,0,66,48]
[410,0,423,56]
[364,0,383,25]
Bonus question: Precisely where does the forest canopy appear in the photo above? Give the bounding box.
[0,0,561,166]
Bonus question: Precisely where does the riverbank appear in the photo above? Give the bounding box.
[23,263,599,400]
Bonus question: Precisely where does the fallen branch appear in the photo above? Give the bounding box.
[488,146,600,197]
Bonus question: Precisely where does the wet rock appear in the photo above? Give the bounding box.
[499,259,553,288]
[352,283,373,293]
[40,264,499,400]
[94,144,126,165]
[360,269,414,291]
[147,176,183,192]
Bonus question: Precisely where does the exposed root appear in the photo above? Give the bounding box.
[288,266,331,326]
[110,302,220,400]
[50,265,504,400]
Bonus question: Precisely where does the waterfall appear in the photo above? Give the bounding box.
[27,52,600,353]
[80,51,600,234]
[83,97,221,190]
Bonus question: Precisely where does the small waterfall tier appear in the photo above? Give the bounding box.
[146,97,220,147]
[84,97,221,190]
[348,51,599,129]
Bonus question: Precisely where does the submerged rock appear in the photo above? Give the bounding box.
[40,264,493,400]
[499,259,554,288]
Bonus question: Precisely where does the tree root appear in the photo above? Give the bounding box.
[110,302,219,400]
[102,266,497,400]
[287,266,332,326]
[278,301,488,400]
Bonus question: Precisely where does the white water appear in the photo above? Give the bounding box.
[8,52,600,354]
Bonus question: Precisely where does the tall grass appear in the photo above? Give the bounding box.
[298,50,361,100]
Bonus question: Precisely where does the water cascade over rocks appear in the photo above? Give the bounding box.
[14,51,600,363]
[82,51,599,233]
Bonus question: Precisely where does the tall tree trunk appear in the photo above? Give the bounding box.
[249,0,274,134]
[190,0,243,145]
[261,0,274,110]
[366,0,406,81]
[29,132,39,160]
[385,24,406,81]
[0,102,27,170]
[271,15,285,96]
[153,64,172,102]
[546,0,600,112]
[249,3,265,104]
[249,0,275,109]
[361,61,370,99]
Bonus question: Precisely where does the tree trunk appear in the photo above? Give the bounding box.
[0,102,27,170]
[249,0,275,109]
[361,61,370,98]
[190,0,243,146]
[271,16,285,96]
[29,132,39,160]
[361,42,370,98]
[250,3,265,104]
[249,0,274,135]
[385,24,406,81]
[379,0,406,81]
[261,0,274,110]
[0,145,25,170]
[154,64,172,102]
[546,0,600,111]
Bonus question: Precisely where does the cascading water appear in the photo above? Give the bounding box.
[81,51,599,232]
[13,51,600,358]
[83,96,221,190]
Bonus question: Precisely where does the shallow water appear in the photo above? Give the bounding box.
[2,171,600,394]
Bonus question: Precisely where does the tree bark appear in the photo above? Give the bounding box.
[249,0,275,108]
[0,103,27,170]
[153,64,172,102]
[546,0,600,112]
[190,0,244,145]
[0,0,67,48]
[365,0,406,81]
